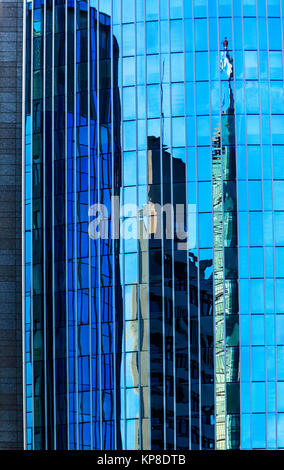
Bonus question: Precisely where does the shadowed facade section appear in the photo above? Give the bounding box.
[0,0,23,450]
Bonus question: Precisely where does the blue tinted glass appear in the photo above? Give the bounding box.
[276,279,284,313]
[250,279,265,313]
[195,51,209,80]
[170,0,183,18]
[195,18,208,51]
[275,212,284,245]
[275,248,284,278]
[241,413,251,449]
[252,382,265,412]
[241,347,250,381]
[171,53,185,82]
[267,414,276,449]
[145,0,158,20]
[240,315,250,346]
[171,20,183,52]
[246,82,259,114]
[146,21,158,54]
[24,0,284,451]
[277,346,284,380]
[274,181,284,210]
[244,18,257,49]
[251,346,265,380]
[252,414,266,448]
[123,23,135,56]
[194,0,207,18]
[248,181,262,211]
[123,0,134,23]
[278,414,284,448]
[251,315,265,345]
[245,51,258,79]
[249,212,263,247]
[243,0,256,16]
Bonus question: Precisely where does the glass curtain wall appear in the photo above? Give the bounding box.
[24,0,122,449]
[23,0,284,451]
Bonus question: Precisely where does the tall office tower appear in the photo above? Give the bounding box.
[23,0,284,451]
[23,0,122,449]
[0,0,23,449]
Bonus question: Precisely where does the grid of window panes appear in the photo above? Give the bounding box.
[112,0,240,450]
[110,0,284,450]
[233,0,284,450]
[24,0,284,451]
[24,0,123,450]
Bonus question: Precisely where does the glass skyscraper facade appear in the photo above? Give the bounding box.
[23,0,284,451]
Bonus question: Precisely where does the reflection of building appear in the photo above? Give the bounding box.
[21,3,283,451]
[24,1,122,449]
[212,41,240,449]
[144,137,215,450]
[142,73,239,448]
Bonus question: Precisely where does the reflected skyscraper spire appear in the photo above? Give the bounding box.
[213,39,240,449]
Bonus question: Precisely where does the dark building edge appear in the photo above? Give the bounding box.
[0,0,23,449]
